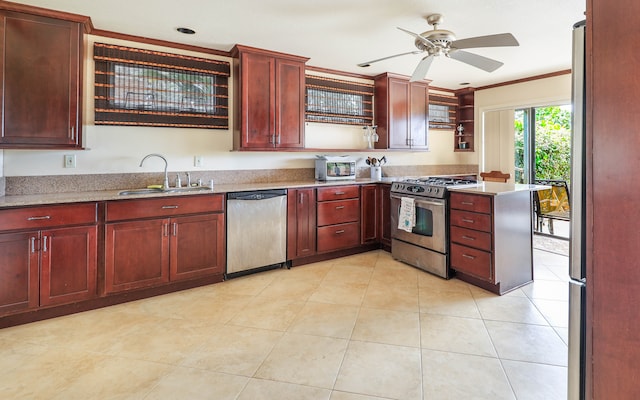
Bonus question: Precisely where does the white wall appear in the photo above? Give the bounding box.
[0,34,475,178]
[475,74,572,179]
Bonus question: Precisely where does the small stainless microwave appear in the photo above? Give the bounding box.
[315,156,357,181]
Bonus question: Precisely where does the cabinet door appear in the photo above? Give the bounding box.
[361,185,378,244]
[287,189,317,259]
[408,81,428,149]
[388,79,411,149]
[105,219,169,294]
[0,11,81,148]
[40,226,97,307]
[0,231,39,314]
[169,213,225,281]
[378,184,392,247]
[274,58,305,148]
[239,51,275,148]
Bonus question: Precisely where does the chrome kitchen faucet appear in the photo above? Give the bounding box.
[139,153,170,190]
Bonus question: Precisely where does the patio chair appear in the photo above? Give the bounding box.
[533,179,570,235]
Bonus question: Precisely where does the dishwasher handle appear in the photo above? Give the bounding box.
[227,189,287,201]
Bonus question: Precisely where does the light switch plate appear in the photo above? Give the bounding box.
[194,155,203,167]
[64,154,76,168]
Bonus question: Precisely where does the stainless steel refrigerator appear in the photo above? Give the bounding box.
[568,19,586,400]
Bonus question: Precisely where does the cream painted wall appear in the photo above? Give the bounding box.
[0,34,475,178]
[475,74,572,180]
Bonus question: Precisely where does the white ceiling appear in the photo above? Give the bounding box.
[16,0,585,89]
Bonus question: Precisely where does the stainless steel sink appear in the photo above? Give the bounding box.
[118,186,212,196]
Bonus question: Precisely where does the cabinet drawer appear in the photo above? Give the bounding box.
[317,185,359,201]
[451,243,492,282]
[450,226,492,251]
[450,192,492,214]
[0,203,97,231]
[450,210,492,232]
[317,222,360,253]
[106,194,224,222]
[317,199,360,226]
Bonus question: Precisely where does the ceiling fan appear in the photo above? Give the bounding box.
[358,14,519,82]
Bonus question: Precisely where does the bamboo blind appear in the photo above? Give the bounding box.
[305,75,374,126]
[94,43,230,129]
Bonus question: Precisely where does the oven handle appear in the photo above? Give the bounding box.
[390,194,445,208]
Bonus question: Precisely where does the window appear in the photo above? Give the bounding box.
[305,75,373,125]
[93,43,230,129]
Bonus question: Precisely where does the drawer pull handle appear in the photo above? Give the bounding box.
[461,201,474,206]
[461,235,476,241]
[462,218,475,223]
[335,229,345,234]
[462,254,476,260]
[162,205,179,209]
[42,236,48,253]
[335,205,345,210]
[334,191,346,195]
[31,237,37,253]
[27,216,51,221]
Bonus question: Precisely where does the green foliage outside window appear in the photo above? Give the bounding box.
[515,106,571,183]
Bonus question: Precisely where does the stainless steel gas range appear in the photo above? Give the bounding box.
[390,177,478,278]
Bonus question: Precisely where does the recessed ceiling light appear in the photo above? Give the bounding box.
[177,27,196,35]
[459,82,470,85]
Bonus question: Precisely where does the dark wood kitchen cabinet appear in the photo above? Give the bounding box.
[0,8,83,148]
[449,191,533,295]
[231,45,308,150]
[316,185,360,253]
[378,184,392,248]
[374,73,429,150]
[104,194,225,294]
[287,188,317,259]
[0,203,97,315]
[360,184,391,248]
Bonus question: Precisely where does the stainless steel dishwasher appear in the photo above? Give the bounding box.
[226,189,288,278]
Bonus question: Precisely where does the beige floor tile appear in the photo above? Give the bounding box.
[228,296,305,331]
[418,273,471,293]
[351,307,421,347]
[422,349,516,400]
[143,366,249,399]
[214,269,280,295]
[322,264,374,285]
[475,295,550,325]
[255,332,348,388]
[288,301,359,339]
[502,359,568,400]
[485,320,568,366]
[420,313,497,357]
[258,276,321,301]
[284,261,334,281]
[468,284,528,299]
[531,298,569,328]
[330,392,394,400]
[419,287,481,318]
[237,378,331,400]
[309,281,368,306]
[338,251,381,267]
[521,279,569,302]
[362,283,420,312]
[369,261,419,287]
[334,341,422,400]
[0,337,50,373]
[554,326,569,345]
[181,324,282,376]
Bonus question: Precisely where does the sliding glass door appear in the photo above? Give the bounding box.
[514,105,572,184]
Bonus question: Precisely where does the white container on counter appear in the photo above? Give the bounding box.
[370,166,382,181]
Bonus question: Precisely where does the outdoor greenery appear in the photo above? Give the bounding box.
[514,106,572,183]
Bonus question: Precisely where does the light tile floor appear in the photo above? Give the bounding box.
[0,248,569,399]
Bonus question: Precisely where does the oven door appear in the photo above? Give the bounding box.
[390,194,447,254]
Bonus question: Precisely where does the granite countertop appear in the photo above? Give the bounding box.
[0,178,395,208]
[449,182,551,196]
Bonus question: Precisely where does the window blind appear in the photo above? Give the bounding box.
[94,42,230,129]
[305,76,374,126]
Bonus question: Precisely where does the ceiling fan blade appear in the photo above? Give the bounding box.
[357,50,423,67]
[448,50,504,72]
[397,27,436,48]
[451,33,519,50]
[410,55,434,82]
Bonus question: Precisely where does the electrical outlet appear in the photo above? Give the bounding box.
[194,155,203,167]
[64,154,76,168]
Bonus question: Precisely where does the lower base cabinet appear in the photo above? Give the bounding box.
[104,195,225,295]
[287,188,316,260]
